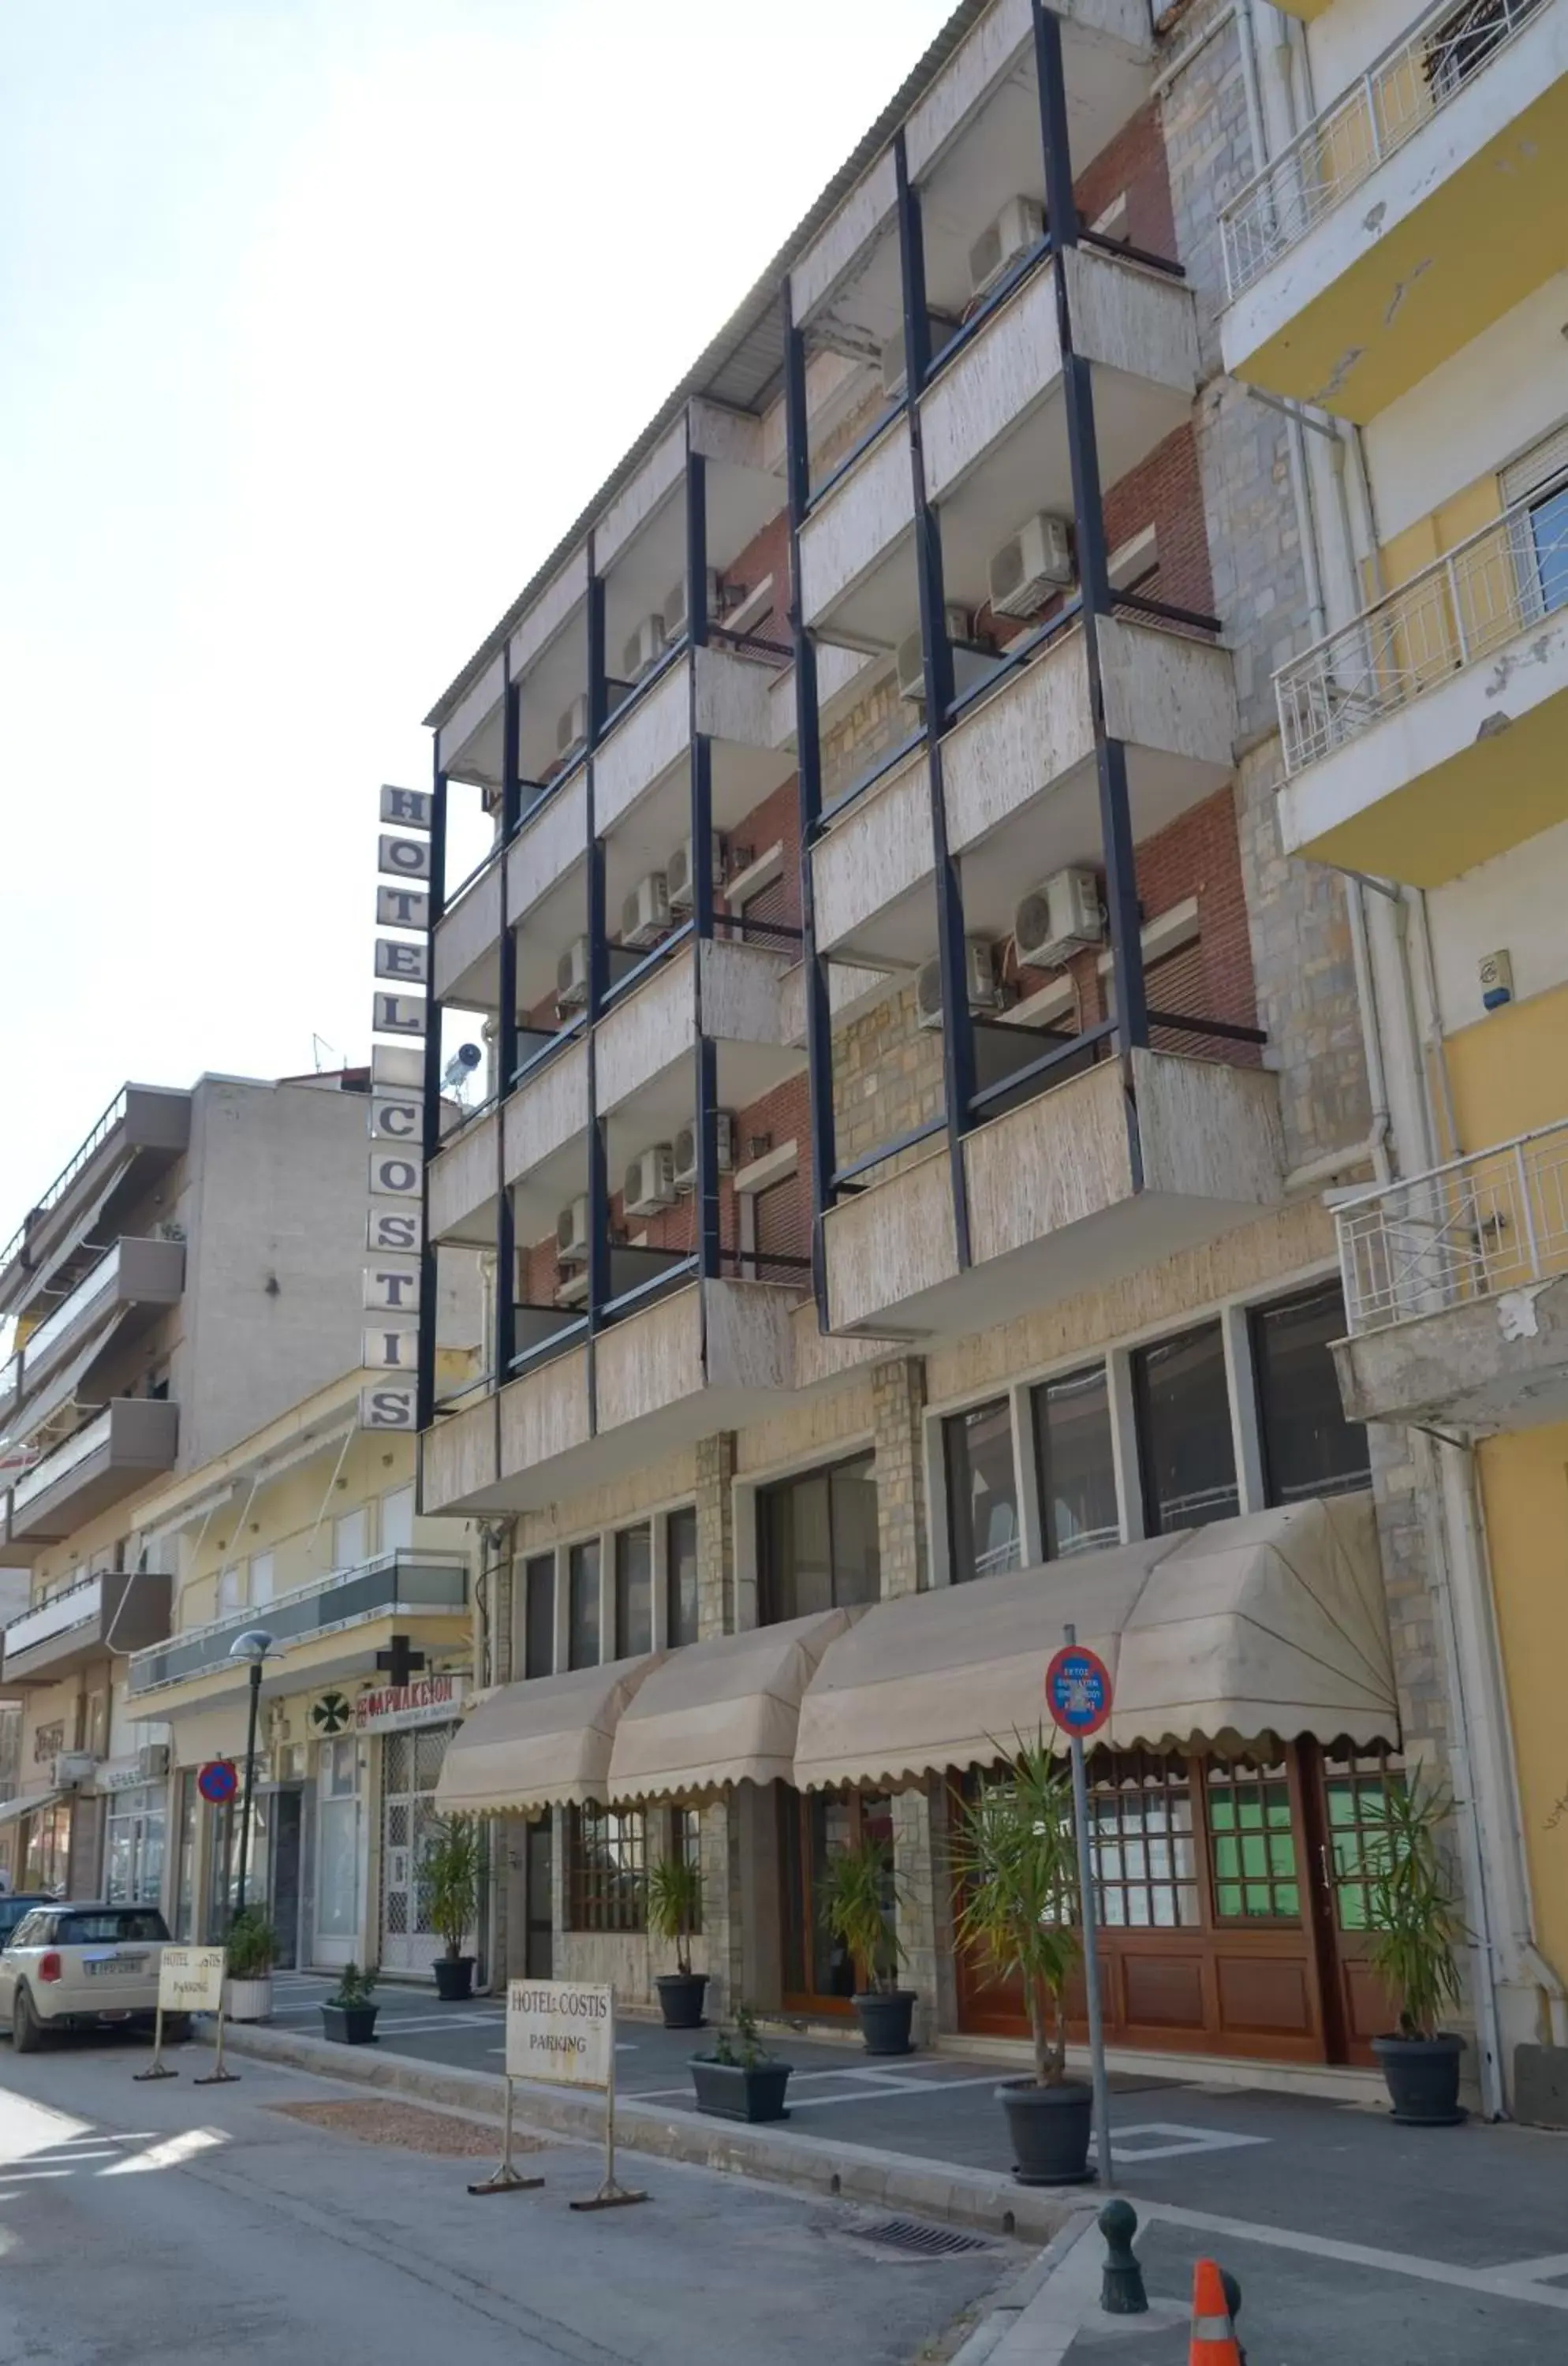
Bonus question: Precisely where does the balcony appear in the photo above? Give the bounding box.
[1219,0,1568,420]
[2,1399,179,1554]
[811,617,1237,964]
[128,1551,469,1704]
[1274,468,1568,883]
[797,247,1197,647]
[821,1048,1284,1338]
[1334,1121,1568,1427]
[9,1237,185,1405]
[0,1086,190,1319]
[422,1277,804,1514]
[1,1569,172,1685]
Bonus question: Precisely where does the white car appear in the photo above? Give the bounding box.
[0,1901,184,2051]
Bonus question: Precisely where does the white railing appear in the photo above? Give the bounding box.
[9,1407,110,1513]
[3,1573,105,1657]
[22,1243,121,1368]
[1220,0,1547,297]
[1336,1119,1568,1334]
[1273,466,1568,774]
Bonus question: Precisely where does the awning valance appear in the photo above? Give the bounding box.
[792,1495,1396,1791]
[608,1607,859,1804]
[433,1654,663,1818]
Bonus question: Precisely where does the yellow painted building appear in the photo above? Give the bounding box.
[125,1360,478,1974]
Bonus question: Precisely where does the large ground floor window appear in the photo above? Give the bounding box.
[779,1787,894,2013]
[954,1741,1403,2067]
[103,1784,166,1906]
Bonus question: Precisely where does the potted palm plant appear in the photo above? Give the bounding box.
[690,2004,793,2122]
[321,1961,379,2045]
[819,1832,916,2056]
[648,1853,706,2029]
[223,1909,277,2024]
[420,1814,482,2001]
[1359,1776,1468,2125]
[951,1738,1092,2185]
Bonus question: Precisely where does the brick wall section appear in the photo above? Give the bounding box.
[872,1356,929,1599]
[721,773,801,937]
[831,980,946,1184]
[719,510,790,647]
[1074,99,1177,260]
[609,1073,812,1274]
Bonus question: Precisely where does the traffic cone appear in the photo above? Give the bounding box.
[1189,2259,1242,2363]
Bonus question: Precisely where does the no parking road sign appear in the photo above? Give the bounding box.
[197,1760,238,1805]
[1045,1642,1113,1738]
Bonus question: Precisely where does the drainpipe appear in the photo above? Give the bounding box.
[1345,881,1394,1185]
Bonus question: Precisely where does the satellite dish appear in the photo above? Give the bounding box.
[442,1043,483,1097]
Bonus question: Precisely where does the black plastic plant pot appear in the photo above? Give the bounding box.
[853,1989,917,2057]
[1372,2032,1466,2125]
[689,2057,793,2123]
[433,1955,476,2002]
[655,1971,708,2030]
[322,2002,379,2045]
[999,2077,1096,2185]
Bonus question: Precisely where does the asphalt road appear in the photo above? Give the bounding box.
[0,2037,1012,2366]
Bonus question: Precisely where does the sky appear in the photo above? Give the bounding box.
[0,0,955,1233]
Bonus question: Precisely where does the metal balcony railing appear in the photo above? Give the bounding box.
[21,1243,121,1368]
[1273,465,1568,774]
[0,1088,129,1274]
[2,1573,104,1659]
[1336,1120,1568,1334]
[127,1550,469,1696]
[1220,0,1547,297]
[10,1406,110,1513]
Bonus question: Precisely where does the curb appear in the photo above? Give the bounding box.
[199,2019,1081,2246]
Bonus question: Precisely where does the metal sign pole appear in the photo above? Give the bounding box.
[570,1997,646,2211]
[468,2074,544,2196]
[1064,1621,1114,2191]
[133,2002,177,2082]
[193,2001,239,2087]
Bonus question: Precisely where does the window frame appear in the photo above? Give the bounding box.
[567,1539,601,1671]
[664,1506,700,1649]
[614,1522,653,1659]
[1249,1280,1372,1510]
[1029,1360,1119,1563]
[1129,1318,1240,1538]
[756,1450,880,1626]
[566,1801,647,1933]
[943,1397,1022,1585]
[523,1551,556,1681]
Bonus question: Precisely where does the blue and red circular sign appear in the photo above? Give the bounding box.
[197,1759,238,1806]
[1044,1645,1113,1738]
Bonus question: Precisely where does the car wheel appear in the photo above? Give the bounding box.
[13,1987,44,2054]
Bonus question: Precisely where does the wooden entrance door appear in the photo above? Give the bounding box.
[779,1787,893,2017]
[954,1745,1335,2064]
[1303,1741,1405,2066]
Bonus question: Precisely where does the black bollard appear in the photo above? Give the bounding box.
[1098,2197,1148,2315]
[1221,2268,1245,2362]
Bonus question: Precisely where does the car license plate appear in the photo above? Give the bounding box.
[85,1953,147,1976]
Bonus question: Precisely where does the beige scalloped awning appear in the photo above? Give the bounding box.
[434,1653,663,1817]
[608,1607,860,1804]
[792,1495,1396,1791]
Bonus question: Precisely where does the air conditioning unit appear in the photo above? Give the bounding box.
[989,513,1075,619]
[621,871,670,948]
[622,614,665,682]
[968,196,1046,301]
[666,832,726,912]
[673,1113,735,1191]
[556,1197,590,1263]
[897,606,974,704]
[663,568,721,645]
[54,1751,96,1789]
[136,1741,170,1782]
[915,941,1005,1028]
[556,692,590,759]
[1014,868,1105,968]
[624,1144,678,1216]
[556,935,592,1010]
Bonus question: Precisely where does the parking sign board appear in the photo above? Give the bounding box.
[158,1946,226,2015]
[1045,1643,1113,1739]
[506,1980,614,2088]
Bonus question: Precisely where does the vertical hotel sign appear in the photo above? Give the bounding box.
[359,784,432,1433]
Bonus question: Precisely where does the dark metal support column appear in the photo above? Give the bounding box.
[685,443,722,1286]
[416,752,448,1435]
[897,130,973,1271]
[1032,0,1149,1097]
[495,661,520,1386]
[584,555,609,1430]
[782,282,835,1331]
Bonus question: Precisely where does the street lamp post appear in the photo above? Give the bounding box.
[227,1630,277,1922]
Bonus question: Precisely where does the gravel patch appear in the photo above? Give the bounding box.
[270,2099,543,2158]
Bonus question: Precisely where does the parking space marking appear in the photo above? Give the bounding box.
[1142,2199,1568,2314]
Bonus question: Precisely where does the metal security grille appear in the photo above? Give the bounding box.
[378,1722,458,1972]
